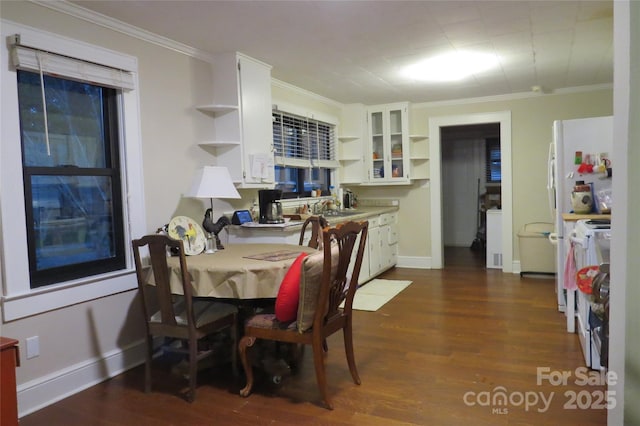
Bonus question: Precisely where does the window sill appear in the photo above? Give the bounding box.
[1,269,137,322]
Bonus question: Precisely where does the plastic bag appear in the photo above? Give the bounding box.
[596,188,612,214]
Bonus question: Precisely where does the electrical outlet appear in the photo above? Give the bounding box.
[26,336,40,359]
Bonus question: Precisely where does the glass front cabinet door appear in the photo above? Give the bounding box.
[367,102,409,184]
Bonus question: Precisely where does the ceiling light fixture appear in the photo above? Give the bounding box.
[403,51,500,82]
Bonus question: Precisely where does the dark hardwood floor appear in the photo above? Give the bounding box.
[20,247,606,425]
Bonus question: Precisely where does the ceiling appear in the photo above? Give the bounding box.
[67,0,613,105]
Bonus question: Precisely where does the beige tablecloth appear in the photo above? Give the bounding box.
[162,243,318,299]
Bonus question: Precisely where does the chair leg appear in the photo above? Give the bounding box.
[238,336,256,397]
[187,336,197,403]
[311,339,333,410]
[144,335,153,393]
[343,321,361,385]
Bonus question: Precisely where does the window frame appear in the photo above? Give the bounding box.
[272,109,338,197]
[19,71,127,287]
[0,21,146,321]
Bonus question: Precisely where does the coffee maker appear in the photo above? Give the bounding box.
[258,189,284,224]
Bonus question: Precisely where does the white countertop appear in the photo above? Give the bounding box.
[228,206,399,234]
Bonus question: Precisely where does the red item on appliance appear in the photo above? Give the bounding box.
[577,163,594,174]
[576,265,599,294]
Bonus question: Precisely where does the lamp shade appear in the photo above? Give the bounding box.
[188,166,241,199]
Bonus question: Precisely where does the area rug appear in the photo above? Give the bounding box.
[343,279,412,311]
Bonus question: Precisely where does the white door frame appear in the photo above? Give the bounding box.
[429,111,513,271]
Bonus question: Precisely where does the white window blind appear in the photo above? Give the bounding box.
[10,39,135,90]
[273,111,338,169]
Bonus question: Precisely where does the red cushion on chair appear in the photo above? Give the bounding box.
[275,252,309,322]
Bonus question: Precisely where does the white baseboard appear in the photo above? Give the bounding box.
[395,256,521,274]
[17,340,146,418]
[397,255,431,269]
[512,260,521,274]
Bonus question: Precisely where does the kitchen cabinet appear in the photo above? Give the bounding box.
[366,215,381,281]
[380,212,398,270]
[366,102,410,184]
[360,212,398,283]
[196,52,274,188]
[227,207,398,285]
[338,104,366,184]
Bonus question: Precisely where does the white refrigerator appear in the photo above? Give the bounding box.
[547,116,613,319]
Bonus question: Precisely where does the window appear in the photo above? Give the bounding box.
[18,71,126,288]
[1,22,146,320]
[486,137,501,183]
[272,111,337,197]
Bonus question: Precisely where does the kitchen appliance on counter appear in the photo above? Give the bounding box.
[547,116,613,314]
[258,189,284,224]
[343,189,356,209]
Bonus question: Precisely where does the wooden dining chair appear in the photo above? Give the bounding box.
[132,234,238,402]
[238,220,369,409]
[298,215,329,249]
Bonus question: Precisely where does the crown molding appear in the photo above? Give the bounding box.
[30,0,214,62]
[413,83,613,109]
[272,78,343,109]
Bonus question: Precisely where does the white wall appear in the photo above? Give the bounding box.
[0,2,220,416]
[609,1,639,423]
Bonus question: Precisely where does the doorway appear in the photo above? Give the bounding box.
[441,123,500,267]
[429,111,512,271]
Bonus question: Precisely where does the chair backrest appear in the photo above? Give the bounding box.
[299,215,329,249]
[132,234,195,338]
[310,221,368,330]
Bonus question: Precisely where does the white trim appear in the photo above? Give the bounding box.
[2,271,137,321]
[272,79,343,109]
[30,0,212,62]
[429,111,513,272]
[0,21,147,320]
[4,19,137,71]
[412,83,613,109]
[17,340,146,418]
[396,255,431,269]
[512,260,521,275]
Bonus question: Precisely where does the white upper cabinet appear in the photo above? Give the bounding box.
[196,52,274,188]
[366,102,410,184]
[338,103,367,184]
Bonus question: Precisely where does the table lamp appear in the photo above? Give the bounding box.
[188,166,241,253]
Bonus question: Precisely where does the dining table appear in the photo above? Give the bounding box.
[158,243,318,299]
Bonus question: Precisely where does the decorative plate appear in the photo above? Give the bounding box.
[167,216,206,256]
